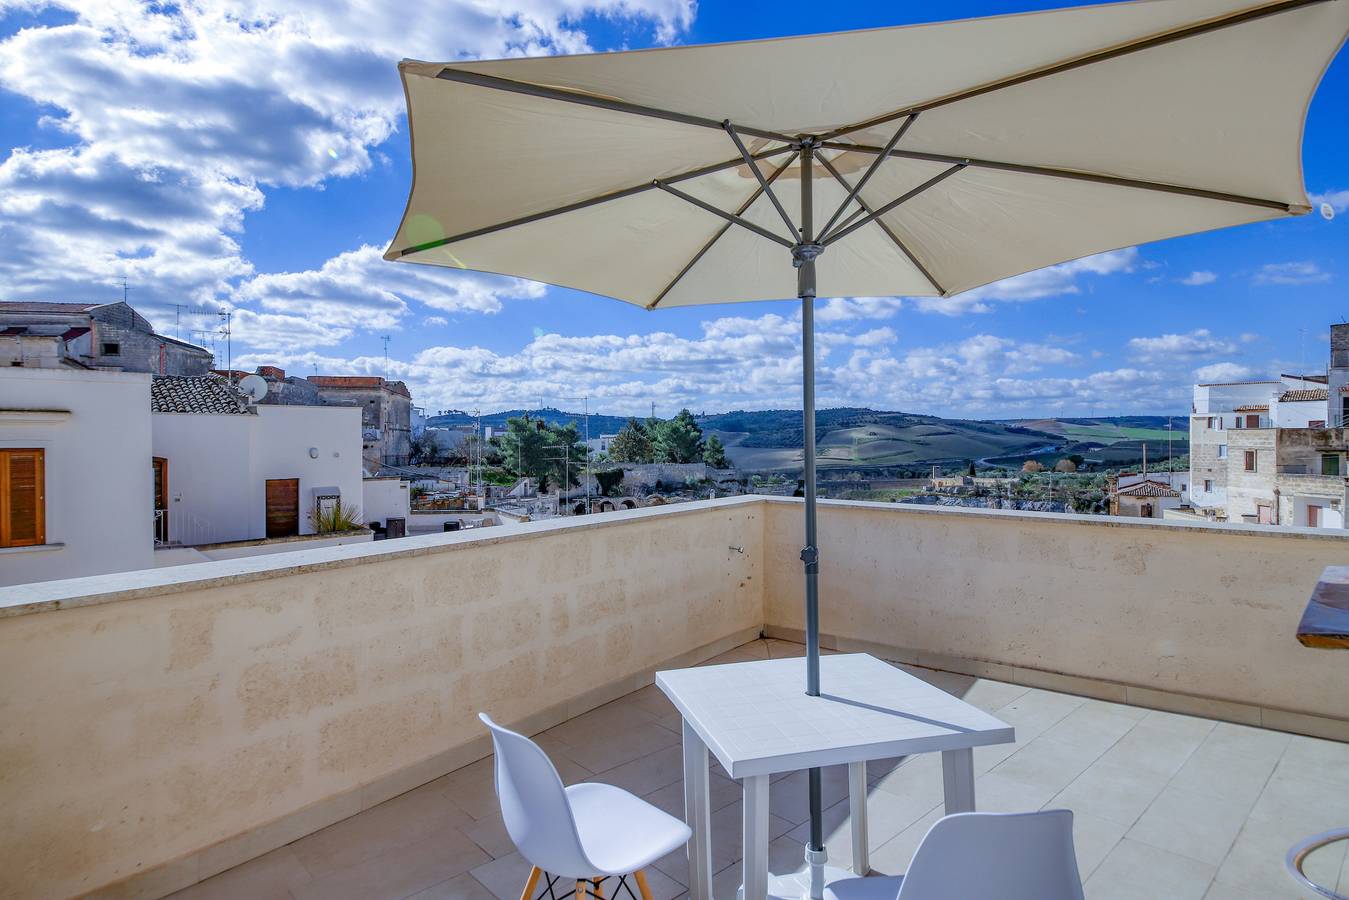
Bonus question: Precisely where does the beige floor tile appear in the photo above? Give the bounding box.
[1069,811,1128,881]
[1250,768,1349,835]
[545,718,681,775]
[470,852,537,900]
[1041,703,1141,757]
[290,781,473,874]
[441,758,518,821]
[970,770,1058,814]
[1203,880,1299,900]
[409,872,502,900]
[1200,722,1292,767]
[587,744,684,795]
[167,847,309,900]
[993,689,1087,742]
[1278,734,1349,789]
[1126,786,1250,866]
[1214,810,1345,899]
[783,782,944,868]
[1049,761,1169,828]
[1169,745,1277,807]
[955,678,1030,713]
[292,821,491,900]
[641,771,742,820]
[989,735,1101,796]
[461,811,518,859]
[1095,717,1211,779]
[1084,838,1215,900]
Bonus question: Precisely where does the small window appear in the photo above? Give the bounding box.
[1323,455,1341,476]
[1217,445,1227,459]
[1204,479,1213,492]
[1,449,45,548]
[101,342,120,356]
[1244,450,1257,472]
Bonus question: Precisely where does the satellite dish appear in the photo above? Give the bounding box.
[239,373,268,403]
[1322,202,1337,222]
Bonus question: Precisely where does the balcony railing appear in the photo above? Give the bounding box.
[5,497,1349,899]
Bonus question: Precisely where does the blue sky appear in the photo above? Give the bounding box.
[0,0,1345,419]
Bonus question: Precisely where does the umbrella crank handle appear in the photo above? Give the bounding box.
[800,545,819,574]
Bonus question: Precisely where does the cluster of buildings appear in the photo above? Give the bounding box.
[1174,323,1349,529]
[0,300,417,587]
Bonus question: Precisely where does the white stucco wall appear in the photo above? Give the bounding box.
[152,405,362,544]
[362,476,409,526]
[0,368,154,586]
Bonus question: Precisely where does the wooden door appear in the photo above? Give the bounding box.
[1308,505,1322,528]
[1245,414,1260,428]
[152,457,168,543]
[265,478,299,538]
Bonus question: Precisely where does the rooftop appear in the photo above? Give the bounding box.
[1233,404,1270,412]
[1116,480,1181,498]
[4,497,1348,900]
[150,374,254,415]
[1280,389,1329,402]
[167,638,1349,900]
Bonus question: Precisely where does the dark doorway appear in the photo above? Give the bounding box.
[265,478,300,538]
[153,457,168,543]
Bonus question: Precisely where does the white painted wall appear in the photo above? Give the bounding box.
[0,368,154,586]
[1272,398,1327,428]
[362,476,409,526]
[152,405,362,544]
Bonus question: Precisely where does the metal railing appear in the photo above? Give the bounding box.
[153,509,168,546]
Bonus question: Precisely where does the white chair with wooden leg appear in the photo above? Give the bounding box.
[480,713,691,900]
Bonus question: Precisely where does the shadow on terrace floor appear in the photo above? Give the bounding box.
[170,639,1349,900]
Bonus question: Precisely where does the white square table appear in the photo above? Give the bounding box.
[655,653,1015,900]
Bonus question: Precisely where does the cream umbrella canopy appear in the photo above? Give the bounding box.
[386,0,1347,894]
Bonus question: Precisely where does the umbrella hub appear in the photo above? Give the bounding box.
[791,241,824,268]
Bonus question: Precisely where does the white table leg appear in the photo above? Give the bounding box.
[848,761,869,876]
[941,748,975,814]
[742,774,770,900]
[683,721,713,900]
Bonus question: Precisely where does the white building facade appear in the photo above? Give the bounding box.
[0,367,155,587]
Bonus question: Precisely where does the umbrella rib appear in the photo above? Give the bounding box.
[816,114,917,240]
[435,67,799,145]
[653,181,797,249]
[816,152,946,295]
[819,0,1336,141]
[820,164,967,247]
[397,146,794,257]
[816,143,1301,213]
[648,154,796,310]
[723,121,799,239]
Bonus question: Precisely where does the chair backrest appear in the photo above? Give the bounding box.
[896,810,1084,900]
[479,713,594,877]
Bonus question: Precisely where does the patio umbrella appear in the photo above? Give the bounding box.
[385,0,1348,893]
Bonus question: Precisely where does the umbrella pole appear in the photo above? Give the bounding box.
[797,141,826,900]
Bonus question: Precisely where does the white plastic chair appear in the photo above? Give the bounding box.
[825,810,1084,900]
[479,713,692,900]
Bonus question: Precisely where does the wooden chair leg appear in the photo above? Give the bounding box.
[633,870,653,900]
[520,866,542,900]
[592,878,604,899]
[576,880,588,900]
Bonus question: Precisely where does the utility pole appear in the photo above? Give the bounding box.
[554,394,591,512]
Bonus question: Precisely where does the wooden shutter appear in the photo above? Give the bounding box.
[1,449,45,548]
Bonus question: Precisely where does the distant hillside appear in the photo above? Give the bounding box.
[428,408,633,434]
[1010,416,1187,445]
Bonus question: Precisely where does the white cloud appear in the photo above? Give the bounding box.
[815,296,901,323]
[1311,189,1349,214]
[1194,362,1258,383]
[914,248,1139,315]
[850,327,897,348]
[1253,261,1332,286]
[0,1,693,321]
[424,316,449,327]
[1180,270,1217,286]
[1127,329,1235,362]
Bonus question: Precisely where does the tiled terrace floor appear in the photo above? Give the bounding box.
[171,639,1349,900]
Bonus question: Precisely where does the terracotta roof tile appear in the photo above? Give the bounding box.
[1117,480,1181,498]
[151,375,254,415]
[1280,389,1328,402]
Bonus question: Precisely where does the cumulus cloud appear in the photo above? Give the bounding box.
[0,0,693,325]
[914,248,1139,315]
[1180,270,1217,286]
[1193,362,1259,383]
[1253,261,1332,286]
[1311,189,1349,214]
[1127,329,1235,362]
[815,296,902,323]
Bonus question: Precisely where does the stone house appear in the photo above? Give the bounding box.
[0,300,213,375]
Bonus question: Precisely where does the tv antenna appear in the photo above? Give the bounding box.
[218,310,233,381]
[381,335,391,378]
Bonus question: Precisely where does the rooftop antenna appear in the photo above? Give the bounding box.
[381,335,391,378]
[116,276,129,304]
[218,310,233,382]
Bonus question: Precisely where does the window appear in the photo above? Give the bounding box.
[1206,417,1214,429]
[1218,445,1227,459]
[1323,455,1341,476]
[101,341,120,356]
[1,449,44,548]
[1244,450,1257,472]
[1204,479,1214,493]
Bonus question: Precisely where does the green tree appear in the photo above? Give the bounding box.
[408,431,444,466]
[494,415,589,491]
[608,418,655,463]
[650,408,704,463]
[594,468,625,496]
[703,434,728,468]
